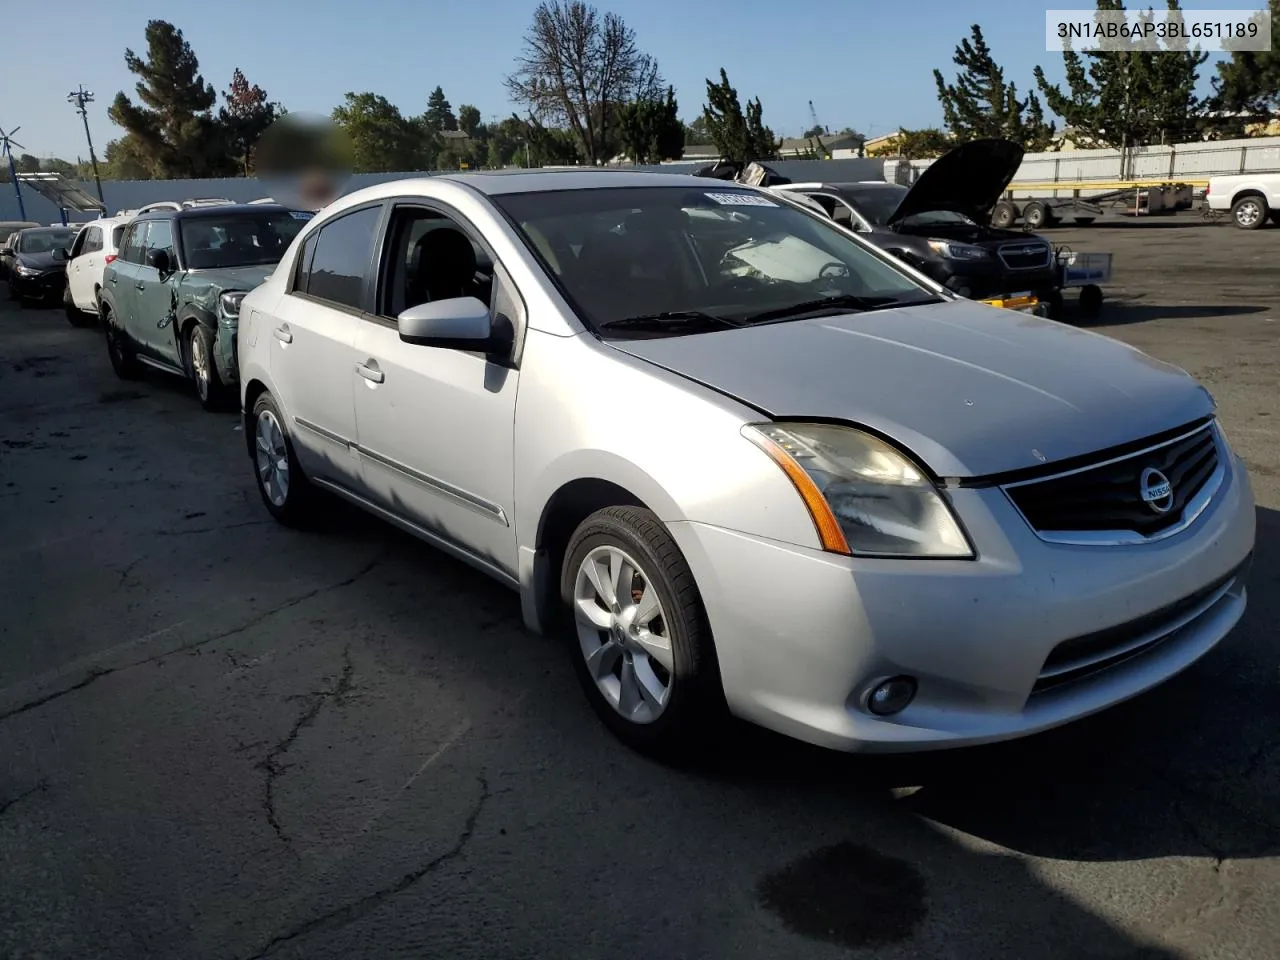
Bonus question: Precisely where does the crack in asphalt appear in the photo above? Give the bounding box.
[257,646,356,851]
[0,779,48,817]
[242,775,491,960]
[0,556,384,725]
[156,518,275,537]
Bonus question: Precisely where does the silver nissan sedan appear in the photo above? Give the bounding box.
[237,170,1255,757]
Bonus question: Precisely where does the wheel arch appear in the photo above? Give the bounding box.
[1230,187,1268,208]
[242,378,272,457]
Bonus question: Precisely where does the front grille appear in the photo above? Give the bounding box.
[997,242,1052,270]
[1005,423,1220,538]
[1032,559,1247,694]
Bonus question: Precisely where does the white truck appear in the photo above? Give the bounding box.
[1204,172,1280,229]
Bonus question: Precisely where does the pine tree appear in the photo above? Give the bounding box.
[425,86,458,132]
[1212,0,1280,133]
[218,68,282,175]
[107,20,232,178]
[702,68,778,164]
[934,24,1055,150]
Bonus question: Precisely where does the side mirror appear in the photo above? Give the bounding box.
[51,247,70,262]
[398,297,493,350]
[147,248,172,274]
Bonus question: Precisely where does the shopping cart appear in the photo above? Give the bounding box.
[1056,248,1112,320]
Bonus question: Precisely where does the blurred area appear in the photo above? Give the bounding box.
[254,114,354,211]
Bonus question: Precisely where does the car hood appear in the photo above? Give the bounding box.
[886,138,1024,227]
[607,299,1214,478]
[15,251,62,271]
[188,264,276,291]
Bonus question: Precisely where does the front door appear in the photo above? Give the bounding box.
[67,226,94,309]
[134,218,181,364]
[351,202,520,577]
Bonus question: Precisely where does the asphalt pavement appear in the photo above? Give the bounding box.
[1,213,1278,960]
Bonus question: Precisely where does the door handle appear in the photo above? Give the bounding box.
[135,282,146,291]
[108,276,117,284]
[356,361,384,384]
[273,326,293,344]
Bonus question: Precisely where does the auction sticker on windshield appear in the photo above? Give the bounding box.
[705,192,778,207]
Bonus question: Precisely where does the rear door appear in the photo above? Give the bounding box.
[106,221,148,334]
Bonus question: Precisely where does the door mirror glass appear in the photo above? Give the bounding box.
[146,248,172,274]
[51,247,70,262]
[397,297,492,347]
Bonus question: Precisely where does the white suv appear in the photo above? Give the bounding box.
[63,217,130,326]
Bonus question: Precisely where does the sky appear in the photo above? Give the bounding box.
[3,0,1251,161]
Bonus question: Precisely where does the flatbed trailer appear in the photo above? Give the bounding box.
[989,179,1207,229]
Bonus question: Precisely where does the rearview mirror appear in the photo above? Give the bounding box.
[398,297,492,349]
[51,247,70,262]
[146,249,172,274]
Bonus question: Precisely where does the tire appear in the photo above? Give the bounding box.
[64,285,94,328]
[1269,212,1280,226]
[1043,289,1065,321]
[1231,194,1267,230]
[1079,284,1103,320]
[250,392,320,527]
[991,201,1017,229]
[6,280,18,302]
[102,305,141,379]
[561,506,724,760]
[1022,201,1048,230]
[186,323,231,412]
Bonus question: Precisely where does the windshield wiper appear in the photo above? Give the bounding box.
[598,310,742,332]
[741,294,939,324]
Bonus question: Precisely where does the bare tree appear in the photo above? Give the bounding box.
[505,1,662,165]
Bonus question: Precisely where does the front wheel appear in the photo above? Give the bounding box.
[103,306,141,379]
[187,324,231,412]
[251,392,320,527]
[561,506,724,760]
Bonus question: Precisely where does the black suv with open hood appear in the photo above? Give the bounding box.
[701,140,1063,315]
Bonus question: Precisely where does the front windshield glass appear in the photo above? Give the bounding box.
[845,187,976,228]
[179,212,309,269]
[16,229,77,254]
[493,186,935,331]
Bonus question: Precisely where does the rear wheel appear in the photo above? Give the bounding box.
[251,392,320,527]
[1022,201,1048,230]
[991,201,1017,229]
[1231,194,1267,230]
[102,305,141,379]
[561,506,725,760]
[1079,284,1104,320]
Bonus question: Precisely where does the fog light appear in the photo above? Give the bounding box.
[866,676,917,716]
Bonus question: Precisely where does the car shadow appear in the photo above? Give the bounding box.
[1071,301,1269,328]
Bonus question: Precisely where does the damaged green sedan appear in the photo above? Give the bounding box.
[98,203,313,410]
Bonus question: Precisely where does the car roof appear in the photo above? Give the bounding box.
[132,202,294,221]
[411,169,751,197]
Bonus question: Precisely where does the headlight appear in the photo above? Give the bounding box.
[926,239,990,261]
[743,422,973,558]
[14,263,39,276]
[219,291,247,318]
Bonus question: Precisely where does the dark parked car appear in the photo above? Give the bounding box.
[99,203,312,410]
[768,140,1065,315]
[0,221,41,279]
[2,226,79,304]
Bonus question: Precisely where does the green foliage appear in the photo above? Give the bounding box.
[107,20,232,178]
[425,86,458,132]
[1211,0,1280,133]
[702,68,779,164]
[331,92,433,172]
[619,86,684,163]
[458,105,483,139]
[894,128,952,160]
[934,24,1055,150]
[219,68,282,175]
[1034,0,1208,149]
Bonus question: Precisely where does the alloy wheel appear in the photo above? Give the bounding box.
[255,409,290,507]
[1236,200,1262,227]
[190,332,211,401]
[573,544,673,724]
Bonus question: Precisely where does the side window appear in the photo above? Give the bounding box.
[70,229,89,258]
[119,223,148,264]
[291,230,318,293]
[302,206,380,311]
[144,219,175,263]
[111,225,126,252]
[378,206,493,319]
[86,227,104,253]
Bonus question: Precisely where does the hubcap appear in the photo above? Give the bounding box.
[573,545,673,724]
[1238,201,1261,226]
[255,410,290,507]
[191,334,210,400]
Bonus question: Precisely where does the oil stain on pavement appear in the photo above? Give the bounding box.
[757,841,927,948]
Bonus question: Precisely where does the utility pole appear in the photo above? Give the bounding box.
[67,85,105,204]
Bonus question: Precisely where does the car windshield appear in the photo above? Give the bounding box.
[844,187,977,228]
[16,229,77,254]
[493,186,936,333]
[179,212,309,269]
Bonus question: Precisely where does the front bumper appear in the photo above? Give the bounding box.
[668,449,1256,753]
[10,270,66,301]
[927,259,1059,301]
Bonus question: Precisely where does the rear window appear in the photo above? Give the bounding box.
[179,212,309,269]
[111,225,126,249]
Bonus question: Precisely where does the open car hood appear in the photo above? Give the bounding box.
[886,138,1024,226]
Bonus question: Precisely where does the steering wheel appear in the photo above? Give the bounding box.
[818,261,850,280]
